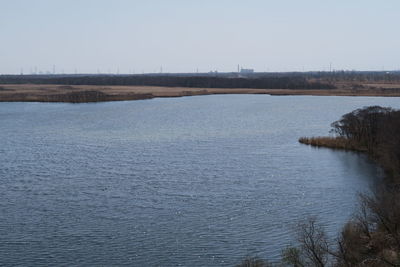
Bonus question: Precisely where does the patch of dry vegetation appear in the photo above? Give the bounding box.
[298,136,365,151]
[1,82,400,103]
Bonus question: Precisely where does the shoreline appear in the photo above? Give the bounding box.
[297,107,400,266]
[298,136,366,151]
[1,84,400,103]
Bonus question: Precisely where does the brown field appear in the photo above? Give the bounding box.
[1,82,400,103]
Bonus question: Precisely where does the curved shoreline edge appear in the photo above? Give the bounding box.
[1,84,400,103]
[298,136,367,152]
[295,107,400,266]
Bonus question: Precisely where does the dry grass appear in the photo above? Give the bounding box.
[1,83,400,103]
[298,136,366,152]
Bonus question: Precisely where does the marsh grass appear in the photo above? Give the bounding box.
[298,136,366,152]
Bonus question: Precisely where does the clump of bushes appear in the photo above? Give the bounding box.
[301,106,400,181]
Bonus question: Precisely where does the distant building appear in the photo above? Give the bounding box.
[240,68,254,74]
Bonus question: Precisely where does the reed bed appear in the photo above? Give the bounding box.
[298,136,365,152]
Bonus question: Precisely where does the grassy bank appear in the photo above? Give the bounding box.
[2,72,400,103]
[298,136,366,152]
[300,106,400,181]
[1,84,400,103]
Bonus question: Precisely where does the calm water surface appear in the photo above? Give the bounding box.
[1,95,399,266]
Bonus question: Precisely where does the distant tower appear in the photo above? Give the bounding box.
[237,64,240,73]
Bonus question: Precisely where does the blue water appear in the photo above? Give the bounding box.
[0,95,398,266]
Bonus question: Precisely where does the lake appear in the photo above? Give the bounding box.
[1,95,399,266]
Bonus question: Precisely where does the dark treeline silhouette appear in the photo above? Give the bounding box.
[3,71,400,90]
[308,71,400,83]
[2,70,400,85]
[330,106,400,180]
[300,107,400,176]
[247,70,400,82]
[0,74,334,89]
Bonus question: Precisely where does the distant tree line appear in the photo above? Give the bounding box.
[310,71,400,83]
[2,71,400,85]
[0,75,335,90]
[3,71,400,88]
[272,71,400,83]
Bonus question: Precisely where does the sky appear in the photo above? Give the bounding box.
[1,0,400,74]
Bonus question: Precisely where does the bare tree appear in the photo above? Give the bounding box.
[282,217,331,267]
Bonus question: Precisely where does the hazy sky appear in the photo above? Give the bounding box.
[1,0,399,74]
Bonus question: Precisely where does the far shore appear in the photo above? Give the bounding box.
[1,83,400,103]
